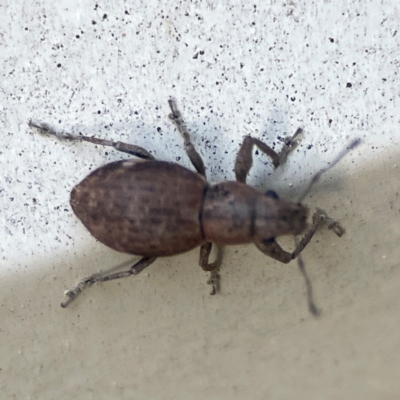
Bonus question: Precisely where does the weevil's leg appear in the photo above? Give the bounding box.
[254,208,344,263]
[276,128,303,165]
[61,257,157,308]
[235,136,279,183]
[28,120,155,160]
[292,209,344,257]
[168,99,206,177]
[256,236,321,315]
[235,128,303,183]
[254,209,344,316]
[199,242,223,295]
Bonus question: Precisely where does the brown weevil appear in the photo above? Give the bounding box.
[29,100,360,313]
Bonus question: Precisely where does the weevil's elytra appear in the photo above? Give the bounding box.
[71,160,207,256]
[29,99,360,312]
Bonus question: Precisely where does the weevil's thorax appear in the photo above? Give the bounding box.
[201,181,308,245]
[202,181,258,245]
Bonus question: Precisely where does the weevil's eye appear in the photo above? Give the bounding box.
[262,237,275,244]
[265,190,279,200]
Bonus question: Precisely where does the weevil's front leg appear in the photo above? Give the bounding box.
[254,208,344,263]
[168,99,207,178]
[61,257,157,308]
[235,128,303,183]
[199,242,223,295]
[254,209,343,317]
[28,120,155,160]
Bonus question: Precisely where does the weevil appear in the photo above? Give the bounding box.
[29,100,360,312]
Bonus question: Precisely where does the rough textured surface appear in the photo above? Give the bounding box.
[1,1,400,399]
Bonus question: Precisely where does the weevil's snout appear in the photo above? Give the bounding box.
[255,198,308,240]
[277,202,308,236]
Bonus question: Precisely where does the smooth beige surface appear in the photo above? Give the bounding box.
[2,152,400,399]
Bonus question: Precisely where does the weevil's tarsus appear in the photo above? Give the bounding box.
[235,128,303,184]
[298,138,361,203]
[277,127,303,165]
[61,257,157,308]
[323,214,345,237]
[199,242,223,295]
[168,99,207,178]
[207,268,221,296]
[29,120,76,141]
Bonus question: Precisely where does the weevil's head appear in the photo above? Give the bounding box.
[254,190,308,240]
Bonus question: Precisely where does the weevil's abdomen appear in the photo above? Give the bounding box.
[70,160,207,257]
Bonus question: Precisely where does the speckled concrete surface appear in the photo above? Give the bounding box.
[1,1,400,399]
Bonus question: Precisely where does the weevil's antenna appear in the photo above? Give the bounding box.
[296,138,361,317]
[297,248,320,317]
[298,138,361,203]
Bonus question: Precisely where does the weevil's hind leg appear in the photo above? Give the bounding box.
[234,128,303,183]
[28,120,155,160]
[61,257,157,308]
[199,242,223,295]
[168,99,207,178]
[254,209,344,316]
